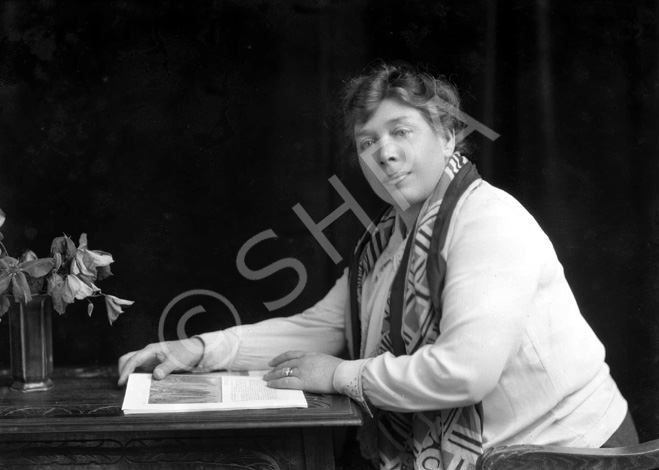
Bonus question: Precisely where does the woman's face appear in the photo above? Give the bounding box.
[354,98,455,215]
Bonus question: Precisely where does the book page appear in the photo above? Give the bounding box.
[121,371,307,414]
[148,374,222,404]
[221,376,278,402]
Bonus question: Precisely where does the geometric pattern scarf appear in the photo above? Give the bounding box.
[348,153,483,470]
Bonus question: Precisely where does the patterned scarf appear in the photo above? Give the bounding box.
[348,153,483,470]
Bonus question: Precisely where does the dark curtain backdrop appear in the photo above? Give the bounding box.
[1,0,659,441]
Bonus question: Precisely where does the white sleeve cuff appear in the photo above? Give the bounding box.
[333,358,373,416]
[194,328,242,371]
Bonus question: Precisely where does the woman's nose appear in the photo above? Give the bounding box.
[378,141,401,166]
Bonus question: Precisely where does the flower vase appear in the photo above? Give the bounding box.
[8,294,54,392]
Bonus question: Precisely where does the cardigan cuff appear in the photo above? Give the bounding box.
[333,358,373,417]
[194,329,241,371]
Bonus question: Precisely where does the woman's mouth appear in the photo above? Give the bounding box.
[385,172,410,185]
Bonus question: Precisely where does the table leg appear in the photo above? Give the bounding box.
[303,427,335,470]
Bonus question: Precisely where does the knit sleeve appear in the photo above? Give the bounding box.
[356,187,547,411]
[196,269,349,371]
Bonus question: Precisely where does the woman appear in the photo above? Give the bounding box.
[118,61,636,470]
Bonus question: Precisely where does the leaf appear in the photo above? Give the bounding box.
[76,273,100,293]
[12,271,32,304]
[62,274,94,302]
[72,251,97,277]
[20,258,56,278]
[84,249,114,268]
[52,293,66,314]
[104,294,134,325]
[53,252,62,271]
[46,273,64,294]
[0,295,9,320]
[20,250,38,263]
[48,278,67,315]
[51,235,76,259]
[65,237,77,258]
[0,209,5,228]
[0,257,17,269]
[61,275,76,304]
[78,233,88,248]
[96,264,113,281]
[50,236,66,254]
[0,272,12,295]
[70,257,79,275]
[87,301,94,317]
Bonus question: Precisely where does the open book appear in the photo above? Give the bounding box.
[121,370,307,414]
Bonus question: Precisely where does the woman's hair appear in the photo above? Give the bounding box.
[338,60,469,163]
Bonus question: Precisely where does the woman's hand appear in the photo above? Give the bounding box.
[117,337,204,387]
[263,350,344,394]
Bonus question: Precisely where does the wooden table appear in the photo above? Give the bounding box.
[0,367,363,469]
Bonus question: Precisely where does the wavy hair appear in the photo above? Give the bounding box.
[339,60,470,164]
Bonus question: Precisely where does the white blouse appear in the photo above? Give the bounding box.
[197,181,627,448]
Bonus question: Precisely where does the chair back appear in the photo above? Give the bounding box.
[477,440,659,470]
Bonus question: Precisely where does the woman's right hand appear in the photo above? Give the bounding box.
[117,337,204,387]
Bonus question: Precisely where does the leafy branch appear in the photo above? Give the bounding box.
[0,209,133,324]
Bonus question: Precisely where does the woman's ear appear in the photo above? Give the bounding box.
[442,129,456,159]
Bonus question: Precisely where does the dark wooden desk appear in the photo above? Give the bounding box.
[0,367,363,469]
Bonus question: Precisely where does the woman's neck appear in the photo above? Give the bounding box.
[397,206,421,234]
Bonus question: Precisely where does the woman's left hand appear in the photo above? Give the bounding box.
[263,351,344,394]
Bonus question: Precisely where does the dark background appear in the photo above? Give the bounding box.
[1,0,659,442]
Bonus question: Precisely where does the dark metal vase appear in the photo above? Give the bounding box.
[8,294,54,392]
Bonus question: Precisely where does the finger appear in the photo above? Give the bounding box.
[117,351,136,378]
[117,347,159,386]
[268,350,305,367]
[265,376,302,390]
[262,364,297,381]
[152,357,180,380]
[117,351,142,386]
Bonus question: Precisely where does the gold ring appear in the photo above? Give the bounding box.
[284,367,292,377]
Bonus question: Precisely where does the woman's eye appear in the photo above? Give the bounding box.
[360,140,374,151]
[395,129,410,137]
